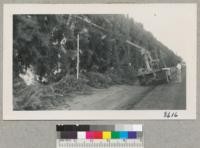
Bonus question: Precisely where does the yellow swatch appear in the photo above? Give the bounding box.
[103,131,111,139]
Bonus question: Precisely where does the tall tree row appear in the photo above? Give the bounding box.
[13,14,181,83]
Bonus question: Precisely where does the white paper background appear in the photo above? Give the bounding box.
[2,3,197,120]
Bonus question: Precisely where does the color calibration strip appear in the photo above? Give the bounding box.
[56,124,143,148]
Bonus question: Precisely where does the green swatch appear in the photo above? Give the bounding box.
[111,131,120,139]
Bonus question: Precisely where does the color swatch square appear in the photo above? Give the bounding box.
[119,131,128,139]
[103,131,111,139]
[111,131,120,139]
[93,131,102,139]
[86,131,93,139]
[77,131,86,139]
[128,131,137,139]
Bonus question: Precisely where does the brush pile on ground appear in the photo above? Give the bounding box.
[13,74,89,110]
[13,69,136,110]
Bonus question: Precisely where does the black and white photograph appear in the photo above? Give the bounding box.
[3,4,196,119]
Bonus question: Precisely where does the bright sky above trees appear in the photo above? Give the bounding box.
[128,4,196,61]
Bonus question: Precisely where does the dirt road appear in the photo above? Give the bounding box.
[59,69,186,110]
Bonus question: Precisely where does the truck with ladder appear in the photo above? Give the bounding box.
[126,40,171,85]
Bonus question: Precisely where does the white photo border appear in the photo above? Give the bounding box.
[3,4,197,120]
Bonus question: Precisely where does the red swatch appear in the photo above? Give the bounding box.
[93,131,102,139]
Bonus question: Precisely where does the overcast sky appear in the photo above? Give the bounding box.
[128,4,196,61]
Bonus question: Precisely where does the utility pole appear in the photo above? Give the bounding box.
[76,33,80,80]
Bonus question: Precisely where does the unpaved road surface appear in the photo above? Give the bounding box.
[58,69,186,110]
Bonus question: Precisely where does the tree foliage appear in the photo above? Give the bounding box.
[13,14,181,83]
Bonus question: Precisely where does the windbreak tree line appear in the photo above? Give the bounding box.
[13,14,181,84]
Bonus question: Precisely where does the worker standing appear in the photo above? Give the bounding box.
[176,62,182,83]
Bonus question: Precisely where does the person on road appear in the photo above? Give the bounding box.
[176,62,182,83]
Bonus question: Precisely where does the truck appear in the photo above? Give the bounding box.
[126,40,171,85]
